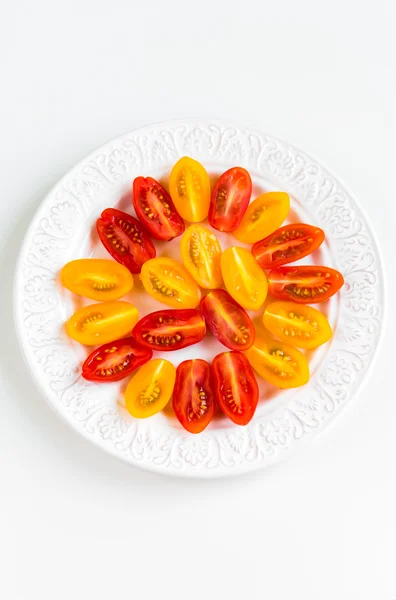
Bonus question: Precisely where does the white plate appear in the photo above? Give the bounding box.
[14,120,385,477]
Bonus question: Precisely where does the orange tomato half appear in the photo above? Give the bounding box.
[140,257,201,309]
[169,157,211,222]
[263,302,332,349]
[65,301,139,345]
[221,247,268,311]
[233,192,290,244]
[60,258,133,301]
[180,225,223,289]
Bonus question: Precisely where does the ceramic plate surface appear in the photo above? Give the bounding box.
[14,120,385,477]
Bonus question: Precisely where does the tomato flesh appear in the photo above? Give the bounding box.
[60,258,134,301]
[133,176,185,241]
[82,337,152,382]
[97,208,156,274]
[169,157,211,222]
[209,167,252,232]
[180,224,223,289]
[221,246,268,311]
[263,302,332,349]
[132,309,206,351]
[268,266,344,303]
[173,359,215,433]
[212,351,258,425]
[234,192,290,244]
[140,257,201,309]
[125,359,176,418]
[252,223,325,269]
[200,289,255,351]
[245,335,310,388]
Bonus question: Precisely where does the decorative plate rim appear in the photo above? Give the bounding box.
[13,119,387,477]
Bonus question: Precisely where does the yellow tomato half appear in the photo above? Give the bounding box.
[221,247,268,311]
[60,258,133,301]
[125,358,176,418]
[263,302,332,349]
[169,156,211,222]
[140,257,201,308]
[180,224,223,289]
[245,335,310,388]
[233,192,290,244]
[65,301,139,345]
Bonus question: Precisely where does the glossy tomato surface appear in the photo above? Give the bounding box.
[133,309,206,351]
[65,301,139,346]
[97,208,156,274]
[209,167,252,232]
[125,359,176,418]
[234,192,290,244]
[212,351,259,426]
[173,359,215,433]
[200,289,255,351]
[221,246,268,311]
[268,266,344,303]
[252,224,325,269]
[263,302,332,349]
[82,337,152,382]
[60,258,134,301]
[180,224,223,289]
[169,157,211,222]
[245,335,310,388]
[140,257,201,309]
[132,176,185,241]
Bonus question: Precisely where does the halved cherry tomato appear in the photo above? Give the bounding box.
[173,359,215,433]
[140,257,201,309]
[169,157,211,222]
[263,302,332,349]
[60,258,133,301]
[221,247,268,311]
[200,289,255,351]
[125,358,176,418]
[132,309,206,351]
[268,266,344,303]
[180,225,223,289]
[234,192,290,244]
[245,335,310,388]
[97,208,156,274]
[132,176,185,241]
[212,351,259,425]
[65,301,139,346]
[209,167,252,232]
[252,224,325,269]
[82,337,152,382]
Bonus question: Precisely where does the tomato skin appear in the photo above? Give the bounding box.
[245,335,310,389]
[180,225,223,289]
[212,351,258,426]
[169,157,211,222]
[200,289,255,351]
[252,224,325,269]
[125,358,176,418]
[132,309,206,351]
[82,337,152,382]
[234,192,290,244]
[140,257,201,309]
[263,302,332,349]
[209,167,252,232]
[60,258,134,301]
[97,208,156,274]
[132,177,185,241]
[173,359,215,434]
[221,246,268,311]
[268,266,344,303]
[65,301,139,346]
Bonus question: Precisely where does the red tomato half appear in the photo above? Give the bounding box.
[252,223,325,269]
[132,309,206,351]
[268,266,344,303]
[212,351,259,426]
[208,167,252,232]
[133,177,185,241]
[82,337,152,382]
[200,289,255,351]
[97,208,156,274]
[173,359,215,434]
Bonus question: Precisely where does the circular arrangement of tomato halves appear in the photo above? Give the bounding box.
[61,158,344,434]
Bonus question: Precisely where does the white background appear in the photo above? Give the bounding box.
[1,1,395,599]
